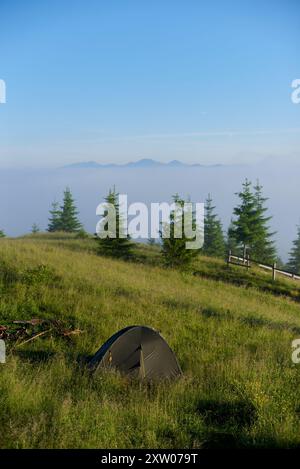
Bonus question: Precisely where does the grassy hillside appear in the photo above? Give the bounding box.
[1,236,300,448]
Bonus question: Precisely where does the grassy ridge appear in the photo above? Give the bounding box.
[1,237,300,448]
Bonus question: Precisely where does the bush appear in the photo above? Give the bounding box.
[75,229,89,239]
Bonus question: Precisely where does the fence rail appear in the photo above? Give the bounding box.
[227,251,300,282]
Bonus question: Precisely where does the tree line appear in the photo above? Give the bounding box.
[1,181,300,273]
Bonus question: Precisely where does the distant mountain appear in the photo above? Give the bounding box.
[63,161,107,169]
[126,158,164,168]
[168,159,188,167]
[63,161,116,169]
[61,158,220,169]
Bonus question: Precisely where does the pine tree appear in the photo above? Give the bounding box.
[31,223,40,234]
[96,188,133,259]
[288,225,300,274]
[251,181,276,263]
[231,179,276,263]
[59,188,82,232]
[203,194,225,258]
[231,179,262,258]
[47,202,62,232]
[226,219,241,255]
[161,194,200,268]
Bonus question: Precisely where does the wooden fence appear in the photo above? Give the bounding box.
[227,250,300,282]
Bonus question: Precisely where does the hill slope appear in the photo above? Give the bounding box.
[1,237,300,448]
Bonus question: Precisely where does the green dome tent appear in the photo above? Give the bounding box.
[89,326,182,380]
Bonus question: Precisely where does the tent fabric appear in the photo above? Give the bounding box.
[89,325,182,380]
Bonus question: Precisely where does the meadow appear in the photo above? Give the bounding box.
[1,234,300,448]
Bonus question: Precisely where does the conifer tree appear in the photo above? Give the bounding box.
[226,219,241,255]
[231,179,262,258]
[251,181,276,263]
[203,194,225,258]
[31,223,40,234]
[161,194,200,268]
[288,225,300,274]
[96,188,132,259]
[47,202,62,232]
[59,188,82,232]
[231,179,276,262]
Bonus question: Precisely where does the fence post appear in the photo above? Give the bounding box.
[247,253,250,271]
[272,262,277,281]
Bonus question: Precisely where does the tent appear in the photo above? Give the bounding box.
[89,325,182,380]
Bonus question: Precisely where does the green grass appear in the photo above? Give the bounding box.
[1,235,300,448]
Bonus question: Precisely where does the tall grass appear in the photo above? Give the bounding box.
[0,237,300,448]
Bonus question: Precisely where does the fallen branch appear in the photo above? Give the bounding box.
[0,318,84,346]
[15,329,52,348]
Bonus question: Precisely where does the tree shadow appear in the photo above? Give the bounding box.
[75,353,94,366]
[15,349,56,363]
[14,349,95,368]
[197,398,257,428]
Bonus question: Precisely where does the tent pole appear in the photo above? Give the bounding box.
[140,347,146,379]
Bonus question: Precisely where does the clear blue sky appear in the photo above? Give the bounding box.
[0,0,299,167]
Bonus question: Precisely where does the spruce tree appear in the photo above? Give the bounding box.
[231,179,262,258]
[226,219,241,255]
[251,181,276,263]
[203,194,225,258]
[96,188,132,259]
[231,179,276,262]
[47,202,62,232]
[161,194,200,268]
[59,188,82,232]
[31,223,40,234]
[288,225,300,274]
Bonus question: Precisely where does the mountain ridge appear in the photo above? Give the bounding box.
[61,158,226,169]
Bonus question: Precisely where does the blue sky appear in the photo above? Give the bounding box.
[0,0,299,167]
